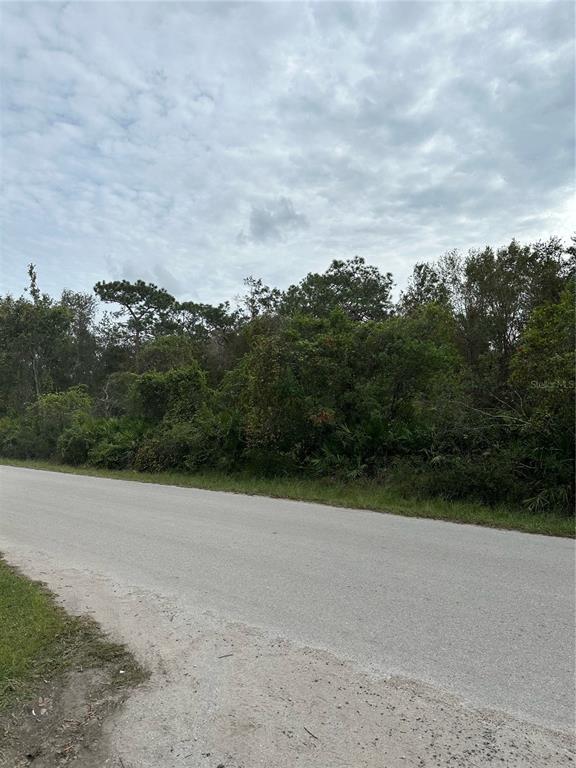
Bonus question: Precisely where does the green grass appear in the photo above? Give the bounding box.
[0,557,145,711]
[1,457,573,537]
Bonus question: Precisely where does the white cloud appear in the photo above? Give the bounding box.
[242,197,309,243]
[0,1,573,303]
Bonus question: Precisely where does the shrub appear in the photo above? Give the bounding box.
[99,372,139,417]
[0,416,22,458]
[133,422,198,472]
[4,387,93,459]
[85,419,147,470]
[87,432,136,469]
[57,418,112,465]
[187,406,244,471]
[385,451,524,506]
[133,363,209,423]
[136,335,199,372]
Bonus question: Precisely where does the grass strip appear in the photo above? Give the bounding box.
[0,557,144,712]
[1,458,573,537]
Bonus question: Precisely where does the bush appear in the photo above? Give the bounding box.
[133,422,198,472]
[87,433,137,470]
[386,451,524,507]
[99,372,139,417]
[133,364,209,423]
[189,406,244,471]
[0,416,22,458]
[2,387,93,459]
[85,419,147,470]
[136,335,199,372]
[57,418,112,465]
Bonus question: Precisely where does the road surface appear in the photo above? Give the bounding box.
[0,465,574,766]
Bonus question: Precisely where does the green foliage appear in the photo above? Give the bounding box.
[0,416,21,458]
[402,238,572,392]
[133,363,209,423]
[99,372,139,417]
[2,387,92,459]
[57,418,113,465]
[93,279,177,350]
[133,421,199,472]
[136,335,199,372]
[511,283,575,401]
[1,241,574,515]
[0,267,99,414]
[508,283,576,512]
[220,309,458,477]
[282,256,394,321]
[386,452,524,507]
[87,421,145,470]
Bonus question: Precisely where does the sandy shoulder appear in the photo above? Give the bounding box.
[4,550,574,768]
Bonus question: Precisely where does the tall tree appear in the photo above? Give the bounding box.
[0,266,72,411]
[60,290,98,387]
[94,279,178,353]
[282,256,394,322]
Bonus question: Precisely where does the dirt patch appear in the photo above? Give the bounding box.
[0,662,146,768]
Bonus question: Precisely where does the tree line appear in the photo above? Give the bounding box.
[0,238,573,514]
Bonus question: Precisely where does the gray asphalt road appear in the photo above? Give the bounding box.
[1,465,574,731]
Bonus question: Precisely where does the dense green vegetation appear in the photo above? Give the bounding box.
[1,238,574,521]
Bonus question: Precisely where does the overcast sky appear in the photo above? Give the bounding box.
[1,1,574,304]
